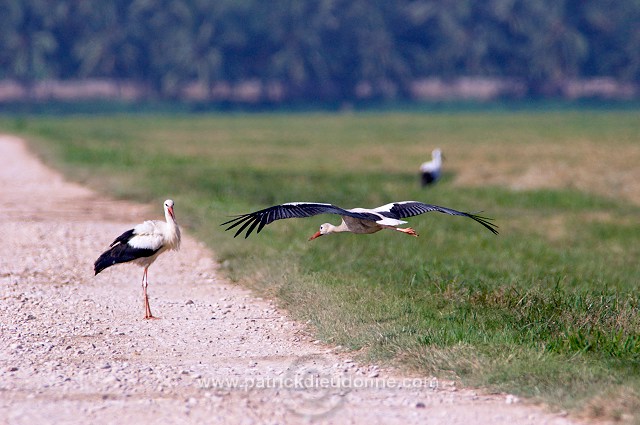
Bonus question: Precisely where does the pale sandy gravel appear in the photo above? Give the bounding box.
[0,135,583,424]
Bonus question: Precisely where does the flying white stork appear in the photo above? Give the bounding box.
[222,201,498,240]
[420,148,443,187]
[94,199,181,319]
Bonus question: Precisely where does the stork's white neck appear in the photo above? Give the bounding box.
[164,207,181,250]
[432,150,442,164]
[329,221,350,234]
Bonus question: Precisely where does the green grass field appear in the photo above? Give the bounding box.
[2,110,639,421]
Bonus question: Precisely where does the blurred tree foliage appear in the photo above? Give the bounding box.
[0,0,638,101]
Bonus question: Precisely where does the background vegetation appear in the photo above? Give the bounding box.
[2,110,639,421]
[1,0,639,101]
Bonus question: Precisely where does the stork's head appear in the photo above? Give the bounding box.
[309,223,332,240]
[164,199,176,220]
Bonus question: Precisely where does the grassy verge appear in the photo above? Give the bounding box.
[2,111,639,421]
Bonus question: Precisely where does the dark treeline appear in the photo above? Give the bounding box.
[1,0,639,103]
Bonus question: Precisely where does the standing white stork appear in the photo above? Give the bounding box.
[222,201,498,240]
[420,148,443,187]
[94,199,181,319]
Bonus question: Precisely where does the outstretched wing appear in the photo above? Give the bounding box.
[374,201,499,235]
[221,202,375,238]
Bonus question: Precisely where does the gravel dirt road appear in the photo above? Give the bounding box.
[0,135,582,424]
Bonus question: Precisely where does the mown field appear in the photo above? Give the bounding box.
[2,110,639,421]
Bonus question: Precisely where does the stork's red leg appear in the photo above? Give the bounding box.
[142,266,155,319]
[397,227,419,237]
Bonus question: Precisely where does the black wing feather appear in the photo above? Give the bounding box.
[109,228,136,247]
[381,201,499,235]
[94,234,160,275]
[232,216,257,238]
[221,202,372,238]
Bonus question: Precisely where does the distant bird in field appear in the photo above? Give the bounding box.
[420,148,443,187]
[94,199,181,319]
[222,201,498,240]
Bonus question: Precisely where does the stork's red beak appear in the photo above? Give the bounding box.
[168,206,175,220]
[308,231,322,241]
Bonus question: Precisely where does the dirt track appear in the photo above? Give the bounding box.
[0,134,581,424]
